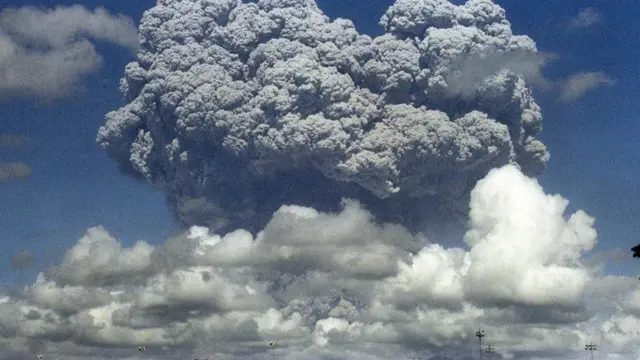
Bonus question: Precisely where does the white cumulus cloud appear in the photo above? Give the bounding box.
[0,5,139,99]
[1,165,639,360]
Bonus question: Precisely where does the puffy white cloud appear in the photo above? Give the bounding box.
[2,165,639,359]
[48,226,155,287]
[463,165,597,308]
[0,5,139,99]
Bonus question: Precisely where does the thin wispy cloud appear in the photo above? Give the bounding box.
[0,133,33,181]
[0,134,30,148]
[569,7,602,29]
[0,161,32,181]
[560,71,615,102]
[10,251,36,269]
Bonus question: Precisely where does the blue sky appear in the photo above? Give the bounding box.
[0,0,636,282]
[0,0,639,359]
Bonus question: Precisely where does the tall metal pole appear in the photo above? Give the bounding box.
[269,341,277,360]
[485,345,494,360]
[475,329,485,360]
[585,342,597,360]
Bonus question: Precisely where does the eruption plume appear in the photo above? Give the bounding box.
[97,0,549,231]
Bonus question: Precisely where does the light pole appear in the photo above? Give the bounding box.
[585,342,597,360]
[269,341,277,360]
[485,345,494,360]
[475,329,485,360]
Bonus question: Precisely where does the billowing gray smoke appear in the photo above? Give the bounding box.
[97,0,549,232]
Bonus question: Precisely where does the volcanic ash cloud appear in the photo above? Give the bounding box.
[97,0,550,230]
